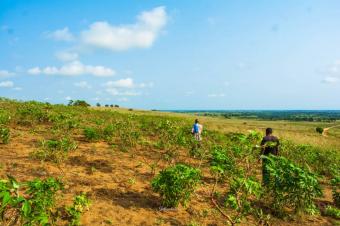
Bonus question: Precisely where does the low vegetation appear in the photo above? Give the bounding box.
[0,97,339,225]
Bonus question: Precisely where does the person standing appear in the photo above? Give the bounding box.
[192,119,203,141]
[260,128,280,186]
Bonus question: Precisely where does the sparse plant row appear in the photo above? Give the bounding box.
[0,175,90,225]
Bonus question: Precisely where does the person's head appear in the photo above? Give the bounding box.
[266,128,273,136]
[195,119,199,124]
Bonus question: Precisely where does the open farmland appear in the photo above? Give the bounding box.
[0,98,339,226]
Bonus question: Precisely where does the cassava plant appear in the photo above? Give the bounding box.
[263,155,323,215]
[66,193,91,226]
[151,164,201,208]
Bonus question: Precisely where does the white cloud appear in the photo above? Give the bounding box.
[208,93,225,98]
[0,70,15,77]
[27,61,115,77]
[0,81,14,88]
[322,76,339,84]
[46,27,75,42]
[104,78,135,88]
[13,87,22,91]
[74,81,92,89]
[322,60,340,84]
[105,88,140,96]
[81,6,167,51]
[118,97,129,102]
[55,51,79,61]
[104,78,153,89]
[65,96,72,100]
[27,67,41,75]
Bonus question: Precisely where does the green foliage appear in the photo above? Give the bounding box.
[0,175,63,225]
[210,146,236,178]
[263,155,323,214]
[151,164,201,208]
[66,193,91,226]
[225,176,262,225]
[0,110,11,125]
[0,127,10,144]
[324,205,340,219]
[103,124,115,142]
[68,100,90,107]
[331,176,340,207]
[316,127,324,134]
[83,127,101,142]
[32,137,77,163]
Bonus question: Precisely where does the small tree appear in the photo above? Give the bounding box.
[151,164,201,208]
[96,103,101,107]
[316,127,324,134]
[68,100,90,107]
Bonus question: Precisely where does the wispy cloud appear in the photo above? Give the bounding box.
[0,70,15,78]
[0,81,14,88]
[208,93,225,98]
[80,6,167,51]
[46,27,75,42]
[322,76,339,84]
[74,81,92,89]
[27,61,115,77]
[321,60,340,84]
[55,51,79,61]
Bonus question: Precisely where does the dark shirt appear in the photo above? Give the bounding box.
[261,135,279,155]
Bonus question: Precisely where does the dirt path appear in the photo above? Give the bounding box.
[322,125,340,136]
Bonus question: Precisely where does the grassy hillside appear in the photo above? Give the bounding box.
[0,98,339,226]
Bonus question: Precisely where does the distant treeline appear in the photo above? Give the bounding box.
[170,110,340,122]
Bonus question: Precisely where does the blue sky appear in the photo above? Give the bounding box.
[1,0,340,110]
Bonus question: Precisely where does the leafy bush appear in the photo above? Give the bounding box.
[264,155,323,214]
[66,193,91,225]
[210,146,236,179]
[103,124,115,141]
[0,110,11,125]
[331,176,340,207]
[68,100,90,107]
[225,177,262,225]
[324,205,340,219]
[0,176,63,225]
[315,127,324,134]
[0,127,10,144]
[32,137,77,163]
[151,164,201,208]
[83,127,101,142]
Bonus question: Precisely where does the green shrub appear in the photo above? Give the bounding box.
[68,100,90,107]
[66,193,91,225]
[316,127,324,134]
[83,127,101,142]
[324,205,340,219]
[225,177,262,225]
[0,127,10,144]
[32,137,77,163]
[103,124,115,141]
[151,164,201,208]
[210,146,236,179]
[0,176,63,225]
[331,176,340,207]
[264,155,323,214]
